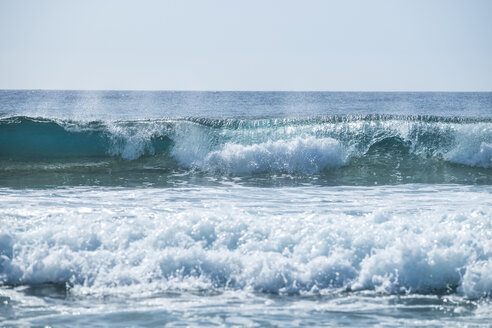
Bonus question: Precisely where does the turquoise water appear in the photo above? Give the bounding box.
[1,91,491,327]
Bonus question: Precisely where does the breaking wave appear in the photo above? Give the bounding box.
[0,115,490,185]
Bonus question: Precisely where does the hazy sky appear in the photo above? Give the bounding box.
[0,0,491,91]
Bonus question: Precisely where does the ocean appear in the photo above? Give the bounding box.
[0,91,491,327]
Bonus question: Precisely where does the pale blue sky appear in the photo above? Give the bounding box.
[0,0,491,91]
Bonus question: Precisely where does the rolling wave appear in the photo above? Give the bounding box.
[0,115,491,185]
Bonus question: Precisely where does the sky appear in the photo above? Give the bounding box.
[0,0,491,91]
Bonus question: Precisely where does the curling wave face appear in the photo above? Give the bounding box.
[0,115,490,186]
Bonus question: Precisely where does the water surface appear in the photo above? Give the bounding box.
[1,91,491,327]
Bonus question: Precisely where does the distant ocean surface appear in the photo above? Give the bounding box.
[1,91,491,327]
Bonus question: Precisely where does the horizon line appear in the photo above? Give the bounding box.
[1,88,491,93]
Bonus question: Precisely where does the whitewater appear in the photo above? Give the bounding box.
[1,91,491,327]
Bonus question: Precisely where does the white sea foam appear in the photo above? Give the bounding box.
[200,137,347,174]
[446,142,492,168]
[1,185,491,299]
[169,124,352,174]
[104,122,160,160]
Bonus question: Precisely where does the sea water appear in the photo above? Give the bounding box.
[0,91,491,327]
